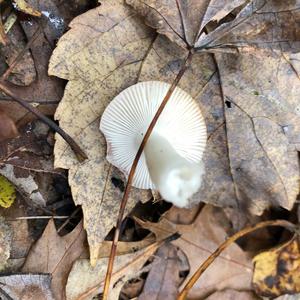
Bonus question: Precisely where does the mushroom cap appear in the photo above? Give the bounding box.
[100,81,207,189]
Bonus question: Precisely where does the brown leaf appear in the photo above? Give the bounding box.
[253,236,300,298]
[127,0,300,53]
[48,0,155,264]
[22,219,86,300]
[137,205,253,298]
[215,50,300,214]
[0,120,65,207]
[126,0,249,48]
[138,244,181,300]
[0,274,54,300]
[0,110,18,142]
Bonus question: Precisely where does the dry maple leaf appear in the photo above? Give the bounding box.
[22,219,86,300]
[49,0,300,263]
[137,205,253,299]
[49,0,155,264]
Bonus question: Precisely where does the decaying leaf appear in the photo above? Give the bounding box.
[22,220,86,300]
[0,121,65,207]
[0,198,33,271]
[138,244,181,300]
[0,174,16,208]
[137,205,253,298]
[0,273,54,300]
[0,110,18,142]
[253,236,300,298]
[12,0,41,17]
[66,238,165,300]
[0,216,12,271]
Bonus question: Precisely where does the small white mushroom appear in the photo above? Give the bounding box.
[100,81,207,208]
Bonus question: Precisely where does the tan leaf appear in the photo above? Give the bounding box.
[214,51,300,214]
[65,238,167,300]
[22,220,86,300]
[49,0,156,264]
[0,274,54,300]
[206,289,260,300]
[253,236,300,298]
[13,0,41,17]
[137,205,253,299]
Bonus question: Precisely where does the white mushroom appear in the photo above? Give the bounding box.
[100,81,207,208]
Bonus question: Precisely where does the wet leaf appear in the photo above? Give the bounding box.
[22,220,86,300]
[253,236,300,298]
[0,175,16,208]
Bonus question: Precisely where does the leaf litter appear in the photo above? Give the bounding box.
[0,0,300,299]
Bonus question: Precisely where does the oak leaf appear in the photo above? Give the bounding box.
[136,205,253,298]
[22,220,86,300]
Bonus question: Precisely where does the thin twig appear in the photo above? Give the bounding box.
[177,219,298,300]
[8,215,69,220]
[1,26,42,81]
[0,81,88,162]
[102,50,194,299]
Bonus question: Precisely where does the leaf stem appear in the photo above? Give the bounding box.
[102,50,194,299]
[177,219,298,300]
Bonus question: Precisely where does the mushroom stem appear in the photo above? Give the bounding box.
[144,133,204,207]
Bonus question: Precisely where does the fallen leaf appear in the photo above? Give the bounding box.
[0,120,66,207]
[138,243,181,300]
[0,273,54,300]
[205,289,260,300]
[0,174,16,208]
[22,219,86,300]
[128,0,300,53]
[215,50,300,214]
[13,0,41,17]
[0,110,18,142]
[0,197,33,271]
[137,205,253,298]
[129,0,300,214]
[49,0,155,264]
[0,216,12,271]
[66,238,167,300]
[49,0,300,264]
[253,236,300,298]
